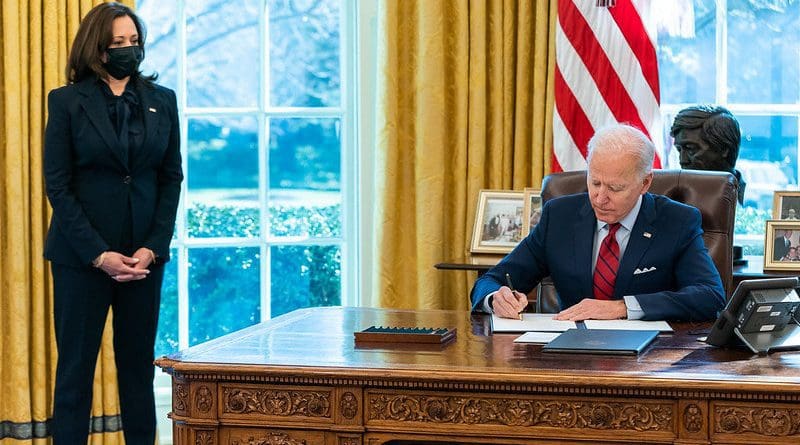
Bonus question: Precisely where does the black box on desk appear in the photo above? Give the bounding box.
[737,287,800,334]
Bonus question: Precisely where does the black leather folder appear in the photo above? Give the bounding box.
[542,328,659,355]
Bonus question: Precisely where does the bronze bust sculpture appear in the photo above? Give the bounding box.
[670,105,746,204]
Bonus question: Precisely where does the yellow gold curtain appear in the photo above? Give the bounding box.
[375,0,557,310]
[0,1,133,443]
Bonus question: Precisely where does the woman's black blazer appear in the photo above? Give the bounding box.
[43,77,183,266]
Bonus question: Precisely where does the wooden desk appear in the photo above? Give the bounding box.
[156,307,800,445]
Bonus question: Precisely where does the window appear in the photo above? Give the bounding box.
[135,0,357,356]
[656,0,800,255]
[137,1,357,441]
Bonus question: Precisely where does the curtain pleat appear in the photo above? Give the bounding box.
[375,0,557,310]
[1,1,133,443]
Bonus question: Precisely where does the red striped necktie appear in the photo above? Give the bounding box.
[593,223,621,300]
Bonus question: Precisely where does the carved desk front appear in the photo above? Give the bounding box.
[155,307,800,445]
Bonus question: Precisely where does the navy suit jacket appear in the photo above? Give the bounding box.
[470,192,725,321]
[773,235,791,261]
[44,77,182,266]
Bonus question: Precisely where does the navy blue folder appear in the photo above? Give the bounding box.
[542,328,659,355]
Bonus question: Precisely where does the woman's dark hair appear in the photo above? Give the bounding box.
[67,2,157,84]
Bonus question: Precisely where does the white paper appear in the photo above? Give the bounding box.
[584,319,673,332]
[513,331,562,343]
[491,313,576,332]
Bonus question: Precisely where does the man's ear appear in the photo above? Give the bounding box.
[640,172,654,194]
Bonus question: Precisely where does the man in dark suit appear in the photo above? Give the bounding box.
[471,124,725,322]
[774,230,793,261]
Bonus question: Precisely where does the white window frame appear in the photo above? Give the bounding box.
[153,0,359,351]
[150,1,360,443]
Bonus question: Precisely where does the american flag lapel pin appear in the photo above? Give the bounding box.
[643,232,652,238]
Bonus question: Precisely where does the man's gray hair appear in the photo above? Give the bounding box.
[587,124,655,177]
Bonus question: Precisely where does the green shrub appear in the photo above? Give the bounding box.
[735,206,770,236]
[155,203,341,356]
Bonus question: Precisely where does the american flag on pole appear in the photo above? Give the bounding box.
[553,0,663,172]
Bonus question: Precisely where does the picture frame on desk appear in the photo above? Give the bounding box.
[522,188,542,237]
[772,191,800,220]
[764,219,800,270]
[470,189,525,254]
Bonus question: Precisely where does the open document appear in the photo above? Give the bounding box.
[491,313,576,333]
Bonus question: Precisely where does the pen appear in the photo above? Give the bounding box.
[505,273,523,321]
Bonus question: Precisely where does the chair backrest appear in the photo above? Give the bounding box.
[535,169,738,313]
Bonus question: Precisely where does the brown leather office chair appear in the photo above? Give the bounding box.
[535,169,738,313]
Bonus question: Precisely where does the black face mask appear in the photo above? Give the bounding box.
[103,45,143,80]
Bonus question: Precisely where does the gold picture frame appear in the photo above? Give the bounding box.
[470,189,525,254]
[522,188,542,237]
[763,219,800,271]
[772,191,800,220]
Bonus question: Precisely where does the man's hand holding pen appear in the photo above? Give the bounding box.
[492,273,528,319]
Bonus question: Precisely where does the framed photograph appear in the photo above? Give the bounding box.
[763,220,800,271]
[772,191,800,220]
[522,188,542,237]
[470,189,525,254]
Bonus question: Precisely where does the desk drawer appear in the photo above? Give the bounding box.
[221,427,326,445]
[711,401,800,444]
[219,383,335,426]
[365,389,675,443]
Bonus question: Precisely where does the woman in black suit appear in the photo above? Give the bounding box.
[43,3,182,443]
